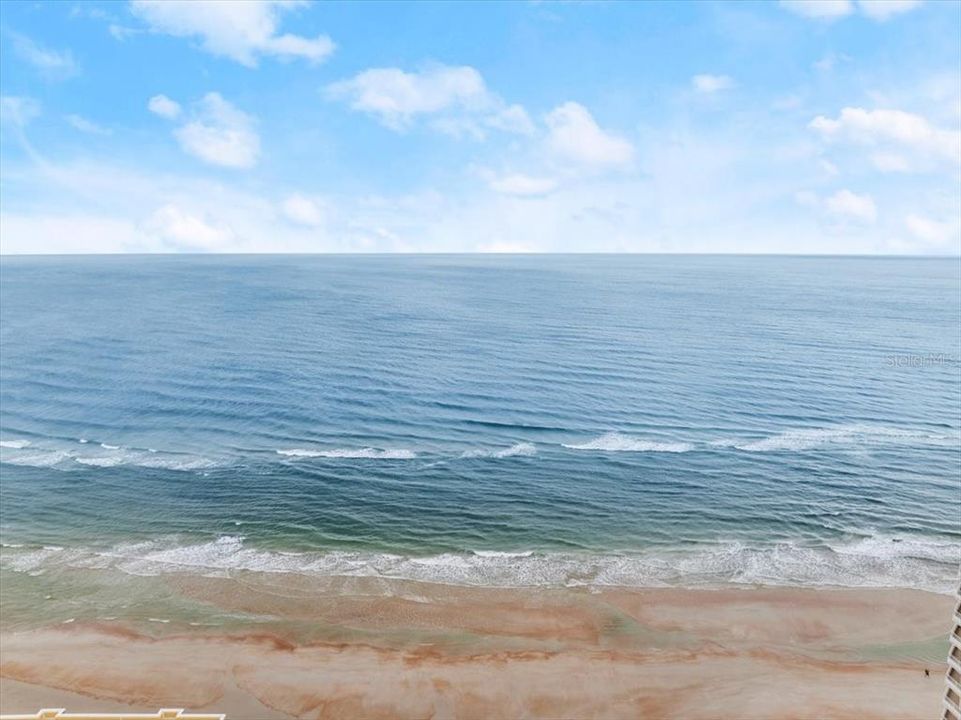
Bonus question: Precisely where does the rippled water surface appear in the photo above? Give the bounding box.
[1,255,958,594]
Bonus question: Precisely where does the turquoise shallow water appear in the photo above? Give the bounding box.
[0,255,959,594]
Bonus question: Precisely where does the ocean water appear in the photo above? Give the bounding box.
[1,255,959,613]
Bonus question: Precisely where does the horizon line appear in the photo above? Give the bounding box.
[1,252,959,259]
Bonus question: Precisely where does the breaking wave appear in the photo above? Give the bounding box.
[563,433,694,453]
[732,424,960,452]
[2,424,955,472]
[277,448,417,459]
[0,439,31,449]
[460,442,537,458]
[3,533,956,594]
[0,440,216,472]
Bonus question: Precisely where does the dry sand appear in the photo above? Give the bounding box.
[0,583,952,719]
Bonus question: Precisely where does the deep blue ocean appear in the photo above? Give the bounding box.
[1,255,959,596]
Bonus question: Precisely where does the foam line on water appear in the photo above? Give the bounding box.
[0,439,31,449]
[2,423,955,471]
[3,533,956,594]
[563,433,694,453]
[731,424,960,452]
[277,447,417,459]
[460,443,537,458]
[0,439,216,471]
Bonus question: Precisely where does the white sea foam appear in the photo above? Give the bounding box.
[135,455,218,471]
[734,424,959,452]
[828,534,961,564]
[0,439,31,449]
[3,533,955,594]
[75,456,126,467]
[0,449,72,467]
[0,439,215,472]
[460,442,537,459]
[563,432,694,453]
[277,447,416,459]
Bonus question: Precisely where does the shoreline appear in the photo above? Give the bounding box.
[1,584,952,719]
[2,531,957,598]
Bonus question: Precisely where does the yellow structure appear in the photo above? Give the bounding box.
[945,583,961,720]
[0,710,224,720]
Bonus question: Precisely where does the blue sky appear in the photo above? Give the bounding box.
[0,0,959,253]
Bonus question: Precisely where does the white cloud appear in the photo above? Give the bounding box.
[141,203,235,250]
[1,86,953,256]
[148,94,182,119]
[780,0,854,20]
[282,193,325,226]
[9,33,79,79]
[810,107,961,169]
[0,156,344,253]
[0,96,41,127]
[65,114,112,135]
[692,74,734,93]
[260,31,335,63]
[174,93,260,169]
[327,64,532,138]
[488,173,559,197]
[328,65,485,128]
[781,0,923,21]
[545,102,634,171]
[904,213,957,248]
[824,189,877,223]
[129,0,334,67]
[857,0,923,21]
[0,150,944,255]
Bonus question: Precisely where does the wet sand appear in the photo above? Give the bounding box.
[0,583,952,719]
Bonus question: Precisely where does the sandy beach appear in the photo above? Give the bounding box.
[0,583,952,719]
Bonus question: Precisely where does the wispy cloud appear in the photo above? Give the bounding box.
[857,0,923,21]
[0,96,42,128]
[692,74,734,94]
[780,0,854,21]
[780,0,923,21]
[8,32,79,79]
[65,114,112,136]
